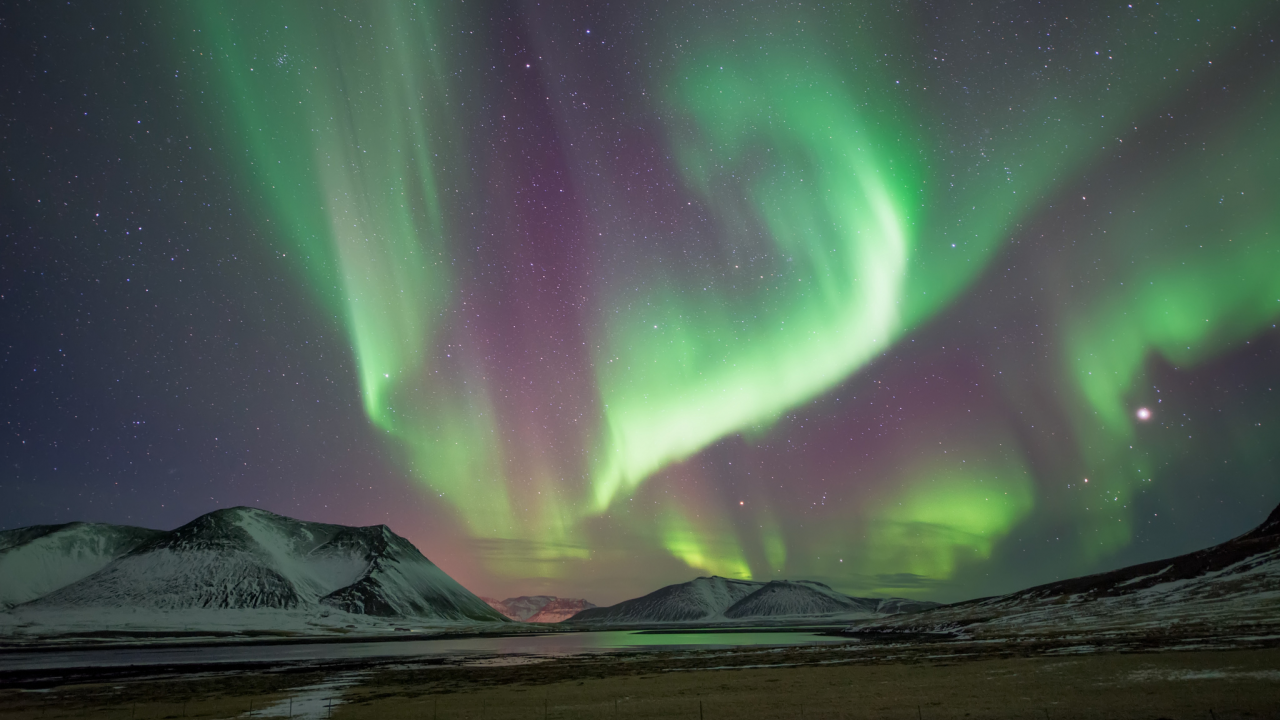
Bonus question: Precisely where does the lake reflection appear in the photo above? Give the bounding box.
[0,629,850,672]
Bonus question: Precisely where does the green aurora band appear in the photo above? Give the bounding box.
[1059,72,1280,562]
[192,4,519,540]
[174,1,1280,595]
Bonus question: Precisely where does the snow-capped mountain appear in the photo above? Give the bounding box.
[0,522,162,610]
[483,595,554,621]
[5,507,504,623]
[569,576,760,623]
[482,595,597,622]
[725,580,878,618]
[859,502,1280,638]
[526,597,598,623]
[568,576,936,624]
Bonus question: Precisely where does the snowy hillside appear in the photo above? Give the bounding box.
[4,507,504,626]
[724,580,878,618]
[482,595,597,622]
[570,576,761,623]
[568,576,936,624]
[319,526,505,620]
[871,597,941,615]
[0,523,161,610]
[858,502,1280,638]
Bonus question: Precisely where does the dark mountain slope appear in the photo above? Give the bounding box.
[860,503,1280,637]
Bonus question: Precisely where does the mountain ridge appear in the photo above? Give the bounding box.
[567,575,938,624]
[0,522,163,611]
[3,507,504,623]
[482,595,598,622]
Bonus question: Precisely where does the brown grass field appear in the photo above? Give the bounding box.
[1,640,1278,719]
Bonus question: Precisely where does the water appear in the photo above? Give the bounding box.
[244,672,365,720]
[0,629,849,672]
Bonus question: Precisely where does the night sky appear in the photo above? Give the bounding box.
[3,1,1279,605]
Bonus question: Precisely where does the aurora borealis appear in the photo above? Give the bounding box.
[3,1,1279,604]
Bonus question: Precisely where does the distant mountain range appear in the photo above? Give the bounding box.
[858,502,1280,638]
[482,595,597,622]
[10,501,1273,640]
[0,507,504,623]
[566,576,939,624]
